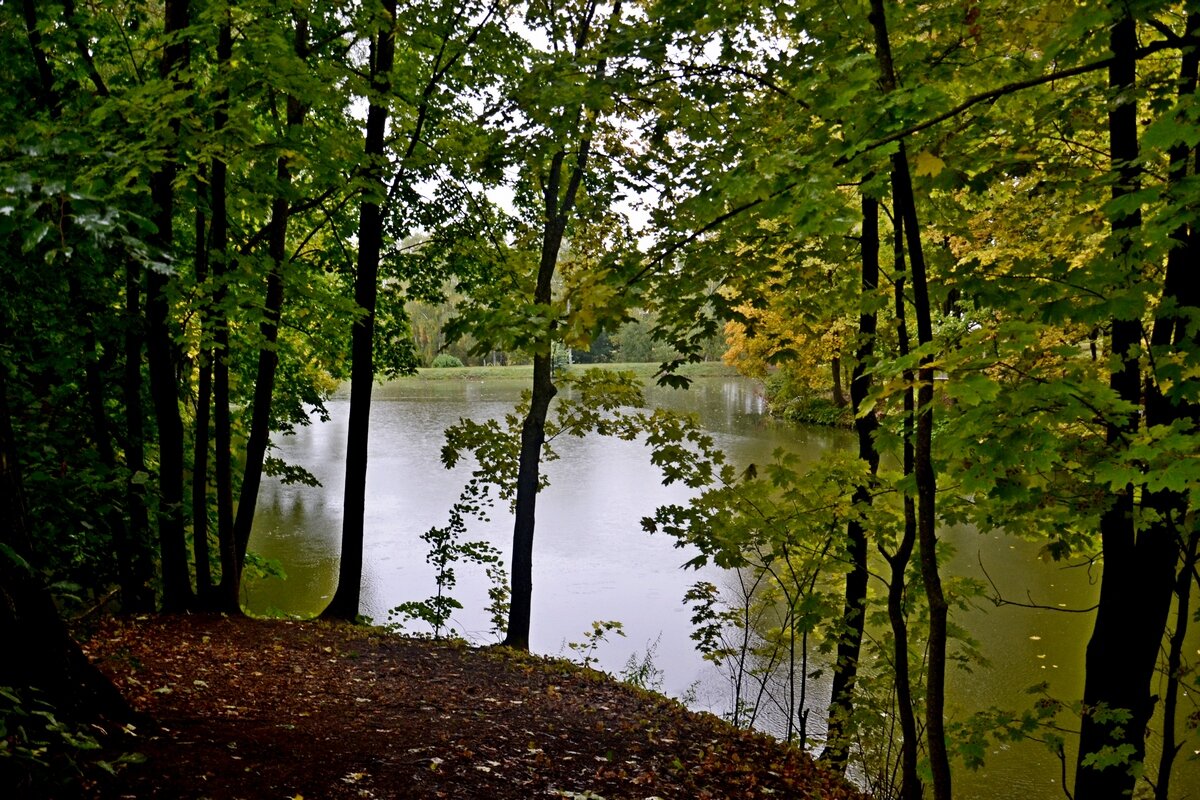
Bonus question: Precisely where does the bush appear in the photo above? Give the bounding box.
[430,354,464,368]
[0,685,142,795]
[775,394,854,427]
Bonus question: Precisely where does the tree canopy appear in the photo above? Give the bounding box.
[2,1,1198,798]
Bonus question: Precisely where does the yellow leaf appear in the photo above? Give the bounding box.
[915,151,945,177]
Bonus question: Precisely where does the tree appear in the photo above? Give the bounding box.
[145,0,194,612]
[0,329,133,786]
[493,0,632,650]
[822,191,882,770]
[324,0,505,620]
[438,0,647,649]
[1074,5,1196,797]
[230,5,313,598]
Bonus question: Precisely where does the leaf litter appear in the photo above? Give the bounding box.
[80,614,867,799]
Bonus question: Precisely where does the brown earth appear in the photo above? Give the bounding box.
[77,614,866,799]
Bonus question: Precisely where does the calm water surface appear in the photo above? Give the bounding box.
[247,375,1200,799]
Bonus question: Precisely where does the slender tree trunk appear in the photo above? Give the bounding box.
[1151,18,1199,799]
[24,0,143,609]
[503,205,568,648]
[67,271,142,607]
[122,265,155,610]
[192,172,214,600]
[323,1,396,621]
[146,0,193,612]
[503,347,558,648]
[48,0,156,611]
[888,209,922,800]
[1076,9,1178,798]
[500,0,616,648]
[1157,531,1198,800]
[897,144,949,800]
[231,16,310,574]
[822,192,880,770]
[831,356,846,408]
[867,2,949,795]
[211,11,238,612]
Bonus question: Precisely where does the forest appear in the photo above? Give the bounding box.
[1,1,1198,798]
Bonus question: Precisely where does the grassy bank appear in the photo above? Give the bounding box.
[405,361,741,382]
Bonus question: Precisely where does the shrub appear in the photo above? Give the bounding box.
[430,354,464,368]
[775,394,854,427]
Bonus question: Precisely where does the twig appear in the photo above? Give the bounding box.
[978,553,1099,613]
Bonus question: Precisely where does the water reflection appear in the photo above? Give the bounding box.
[247,374,1199,799]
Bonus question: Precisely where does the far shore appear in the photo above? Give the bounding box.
[401,360,742,382]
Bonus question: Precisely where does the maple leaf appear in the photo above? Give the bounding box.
[914,151,945,177]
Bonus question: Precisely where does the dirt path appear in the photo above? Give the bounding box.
[81,614,865,799]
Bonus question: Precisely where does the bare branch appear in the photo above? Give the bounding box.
[979,553,1099,613]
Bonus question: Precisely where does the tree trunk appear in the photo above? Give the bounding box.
[211,11,238,613]
[122,265,155,611]
[502,348,558,648]
[822,192,880,770]
[1157,531,1198,800]
[191,172,214,600]
[499,0,615,648]
[867,2,949,796]
[503,196,569,648]
[23,0,151,614]
[323,1,397,621]
[146,0,193,612]
[0,364,131,722]
[888,209,922,800]
[231,16,310,577]
[1150,17,1198,799]
[1078,10,1195,797]
[831,356,846,408]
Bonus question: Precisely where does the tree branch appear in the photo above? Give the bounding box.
[836,38,1178,166]
[979,553,1099,613]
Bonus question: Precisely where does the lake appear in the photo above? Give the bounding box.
[246,373,1199,799]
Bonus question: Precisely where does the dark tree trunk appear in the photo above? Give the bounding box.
[499,0,615,648]
[68,270,143,609]
[867,2,949,796]
[146,0,193,612]
[23,0,146,610]
[321,1,490,619]
[822,193,880,770]
[502,195,570,648]
[192,172,214,600]
[0,365,131,723]
[122,265,155,611]
[1075,9,1176,799]
[1078,11,1197,798]
[1151,18,1199,800]
[503,348,558,648]
[231,16,310,576]
[20,0,57,108]
[888,210,922,800]
[211,11,238,612]
[831,356,846,408]
[501,117,602,649]
[1157,531,1198,800]
[896,144,949,800]
[323,2,396,621]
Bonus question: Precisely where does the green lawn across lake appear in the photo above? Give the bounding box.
[405,361,741,382]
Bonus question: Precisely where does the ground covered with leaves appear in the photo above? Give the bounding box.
[77,614,866,799]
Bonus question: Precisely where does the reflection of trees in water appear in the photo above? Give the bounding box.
[243,483,341,617]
